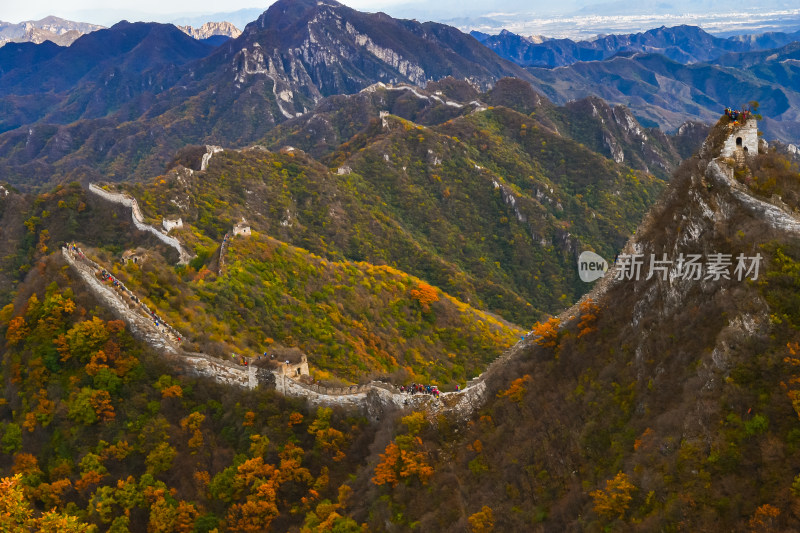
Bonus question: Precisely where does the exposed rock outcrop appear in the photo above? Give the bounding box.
[177,21,242,40]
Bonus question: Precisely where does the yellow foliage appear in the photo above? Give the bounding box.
[468,506,494,533]
[590,472,636,520]
[0,474,93,532]
[5,316,28,345]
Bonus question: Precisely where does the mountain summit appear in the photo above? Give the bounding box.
[207,0,532,116]
[0,0,537,187]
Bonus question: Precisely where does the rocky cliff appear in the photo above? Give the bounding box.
[177,21,241,40]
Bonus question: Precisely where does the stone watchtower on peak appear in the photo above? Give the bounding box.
[720,117,759,159]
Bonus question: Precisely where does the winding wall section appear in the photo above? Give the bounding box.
[88,184,192,264]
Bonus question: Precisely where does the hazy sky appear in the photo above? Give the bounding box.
[1,0,399,24]
[4,0,798,38]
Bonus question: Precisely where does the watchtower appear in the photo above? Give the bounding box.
[721,118,759,159]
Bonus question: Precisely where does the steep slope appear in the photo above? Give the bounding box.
[342,117,800,530]
[261,80,481,158]
[266,77,694,181]
[0,259,378,531]
[0,21,216,135]
[551,96,683,179]
[128,102,662,326]
[230,0,530,96]
[109,231,524,385]
[0,166,523,387]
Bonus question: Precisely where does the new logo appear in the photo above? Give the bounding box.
[578,251,608,282]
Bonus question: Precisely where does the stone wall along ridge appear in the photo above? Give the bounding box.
[87,184,192,264]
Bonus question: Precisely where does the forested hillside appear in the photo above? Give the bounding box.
[335,118,800,530]
[0,262,375,531]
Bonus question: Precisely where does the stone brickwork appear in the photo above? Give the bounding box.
[721,118,759,158]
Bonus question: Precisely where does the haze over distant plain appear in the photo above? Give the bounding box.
[4,0,800,38]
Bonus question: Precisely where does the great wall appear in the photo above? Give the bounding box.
[73,127,638,418]
[62,238,619,419]
[62,243,497,417]
[59,113,800,422]
[87,184,193,264]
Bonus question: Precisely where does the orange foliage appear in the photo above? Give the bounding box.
[75,470,104,493]
[89,390,115,422]
[289,412,304,427]
[161,385,183,399]
[85,350,109,376]
[180,412,206,450]
[497,375,532,404]
[634,428,654,451]
[242,411,256,427]
[468,506,494,533]
[372,441,434,488]
[22,412,37,433]
[532,317,560,348]
[409,282,439,310]
[226,493,279,532]
[113,352,139,377]
[106,320,125,334]
[749,504,780,532]
[38,478,72,508]
[5,317,28,346]
[174,501,199,533]
[590,472,636,520]
[577,298,600,338]
[194,470,211,490]
[12,454,41,477]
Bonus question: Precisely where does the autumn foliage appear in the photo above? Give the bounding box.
[497,375,531,404]
[590,472,636,520]
[468,505,495,533]
[532,317,560,348]
[0,474,92,532]
[577,298,600,338]
[409,281,440,310]
[0,282,370,532]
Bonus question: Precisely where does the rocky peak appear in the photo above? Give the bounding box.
[177,21,241,40]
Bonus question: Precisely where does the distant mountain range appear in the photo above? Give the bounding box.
[2,2,800,190]
[0,0,537,187]
[521,43,800,140]
[469,24,800,141]
[475,25,800,68]
[0,16,241,49]
[0,16,104,47]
